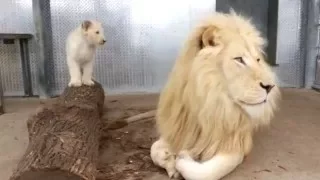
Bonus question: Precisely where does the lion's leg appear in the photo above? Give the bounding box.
[150,138,181,179]
[175,151,244,180]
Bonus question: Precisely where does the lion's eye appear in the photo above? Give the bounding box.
[96,31,99,34]
[257,58,260,62]
[234,57,246,65]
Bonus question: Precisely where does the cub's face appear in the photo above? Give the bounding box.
[81,20,106,46]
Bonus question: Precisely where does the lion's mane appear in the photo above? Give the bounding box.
[155,11,281,161]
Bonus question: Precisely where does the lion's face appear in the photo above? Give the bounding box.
[218,41,278,119]
[196,20,280,120]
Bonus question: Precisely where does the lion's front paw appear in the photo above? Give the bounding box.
[177,150,193,161]
[68,79,82,87]
[175,151,196,177]
[167,169,182,179]
[175,158,191,177]
[82,78,95,86]
[150,139,183,179]
[160,151,180,178]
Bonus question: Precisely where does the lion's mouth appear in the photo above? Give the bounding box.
[240,99,266,106]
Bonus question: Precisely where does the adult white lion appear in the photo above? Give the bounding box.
[150,10,281,180]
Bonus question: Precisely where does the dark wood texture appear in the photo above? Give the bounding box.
[10,81,105,180]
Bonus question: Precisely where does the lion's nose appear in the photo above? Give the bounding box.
[260,82,274,94]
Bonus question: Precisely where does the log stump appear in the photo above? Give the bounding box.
[10,82,105,180]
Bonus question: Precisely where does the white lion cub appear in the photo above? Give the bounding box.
[66,20,106,87]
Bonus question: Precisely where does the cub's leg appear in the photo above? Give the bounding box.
[176,151,244,180]
[67,57,82,87]
[82,61,95,86]
[150,138,181,179]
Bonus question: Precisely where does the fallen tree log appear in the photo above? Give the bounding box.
[10,82,105,180]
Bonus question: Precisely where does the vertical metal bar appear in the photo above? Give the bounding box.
[19,38,33,96]
[313,54,320,90]
[309,0,320,89]
[32,0,53,99]
[266,0,279,66]
[0,70,4,114]
[297,0,309,88]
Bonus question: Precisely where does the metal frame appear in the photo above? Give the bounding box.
[32,0,53,99]
[309,0,320,90]
[313,54,320,90]
[0,70,3,115]
[0,33,34,114]
[298,0,309,88]
[19,38,33,96]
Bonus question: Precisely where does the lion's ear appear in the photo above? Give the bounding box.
[200,26,221,48]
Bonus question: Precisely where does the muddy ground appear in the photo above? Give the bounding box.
[97,95,166,180]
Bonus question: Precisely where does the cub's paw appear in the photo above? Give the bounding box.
[82,79,95,86]
[68,79,82,87]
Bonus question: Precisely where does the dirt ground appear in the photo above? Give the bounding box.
[97,96,162,180]
[1,88,320,180]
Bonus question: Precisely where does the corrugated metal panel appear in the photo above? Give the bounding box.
[0,0,311,96]
[217,0,308,88]
[274,0,308,87]
[49,0,216,95]
[0,0,38,96]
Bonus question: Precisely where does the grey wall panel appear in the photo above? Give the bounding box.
[217,0,308,88]
[306,0,320,89]
[0,0,34,34]
[0,0,39,96]
[49,0,215,95]
[274,0,307,87]
[216,0,269,41]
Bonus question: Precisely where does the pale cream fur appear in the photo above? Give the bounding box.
[150,138,180,178]
[66,20,106,87]
[151,10,281,180]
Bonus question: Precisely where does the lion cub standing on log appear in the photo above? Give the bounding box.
[66,20,106,87]
[151,10,281,180]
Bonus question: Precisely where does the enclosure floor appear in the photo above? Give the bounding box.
[0,88,320,180]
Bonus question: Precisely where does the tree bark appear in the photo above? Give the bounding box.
[10,81,105,180]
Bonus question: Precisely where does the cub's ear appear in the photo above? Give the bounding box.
[200,26,221,48]
[81,20,92,31]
